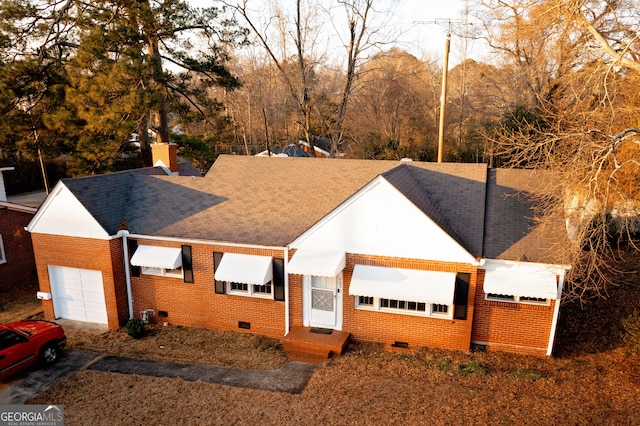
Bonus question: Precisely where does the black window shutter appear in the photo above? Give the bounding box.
[454,273,471,320]
[127,239,140,277]
[213,252,225,294]
[273,258,285,302]
[182,245,194,283]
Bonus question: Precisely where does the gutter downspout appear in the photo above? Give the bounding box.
[284,247,290,335]
[546,273,565,356]
[118,230,134,320]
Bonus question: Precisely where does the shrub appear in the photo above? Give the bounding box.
[622,309,640,356]
[125,318,146,339]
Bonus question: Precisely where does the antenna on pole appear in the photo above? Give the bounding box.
[414,18,471,163]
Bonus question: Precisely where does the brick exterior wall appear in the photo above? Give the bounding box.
[289,251,478,352]
[0,209,36,288]
[471,269,555,356]
[130,239,287,338]
[30,232,556,356]
[31,233,126,328]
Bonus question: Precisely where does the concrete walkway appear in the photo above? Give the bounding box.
[0,350,318,404]
[88,356,317,393]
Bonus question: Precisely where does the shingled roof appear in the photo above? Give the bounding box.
[483,168,570,263]
[58,155,567,263]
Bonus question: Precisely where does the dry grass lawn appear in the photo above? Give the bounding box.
[5,274,640,425]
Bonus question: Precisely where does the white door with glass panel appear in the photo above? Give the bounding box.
[303,274,343,329]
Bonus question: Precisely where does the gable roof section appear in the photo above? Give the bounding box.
[61,167,168,234]
[483,169,569,264]
[382,163,487,255]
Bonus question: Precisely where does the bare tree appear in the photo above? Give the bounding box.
[473,0,640,301]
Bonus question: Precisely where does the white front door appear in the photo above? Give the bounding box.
[303,274,342,329]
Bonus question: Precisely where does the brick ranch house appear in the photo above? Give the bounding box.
[27,144,571,357]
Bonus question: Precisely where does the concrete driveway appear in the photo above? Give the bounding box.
[0,350,99,404]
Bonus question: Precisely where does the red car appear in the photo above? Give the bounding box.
[0,320,66,380]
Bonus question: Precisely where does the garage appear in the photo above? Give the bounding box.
[48,265,108,324]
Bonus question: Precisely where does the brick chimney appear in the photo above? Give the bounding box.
[151,143,179,174]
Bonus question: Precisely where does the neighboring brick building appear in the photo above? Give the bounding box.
[0,167,45,288]
[26,149,571,356]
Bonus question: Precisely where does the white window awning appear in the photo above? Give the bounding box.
[349,265,456,305]
[483,268,559,300]
[130,246,182,269]
[287,249,346,277]
[215,253,273,285]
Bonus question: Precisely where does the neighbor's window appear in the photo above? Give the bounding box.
[0,234,5,264]
[141,266,183,278]
[485,293,549,305]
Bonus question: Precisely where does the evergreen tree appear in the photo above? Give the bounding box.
[0,0,245,176]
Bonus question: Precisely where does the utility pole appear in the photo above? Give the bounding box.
[438,31,451,163]
[415,18,471,163]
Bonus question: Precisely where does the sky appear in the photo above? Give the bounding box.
[393,0,482,65]
[188,0,482,68]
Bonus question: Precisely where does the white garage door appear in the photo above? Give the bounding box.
[48,266,108,324]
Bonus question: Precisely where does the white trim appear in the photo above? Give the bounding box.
[547,273,564,356]
[25,182,109,239]
[114,232,287,251]
[0,234,6,264]
[0,201,37,214]
[284,247,290,335]
[25,181,64,232]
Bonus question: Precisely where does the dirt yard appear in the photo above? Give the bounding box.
[4,277,640,425]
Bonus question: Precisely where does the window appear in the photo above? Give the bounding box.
[229,282,248,292]
[0,329,25,350]
[141,265,183,278]
[485,293,549,305]
[355,295,449,318]
[431,304,449,316]
[0,234,5,264]
[227,280,273,298]
[253,283,271,294]
[358,296,374,307]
